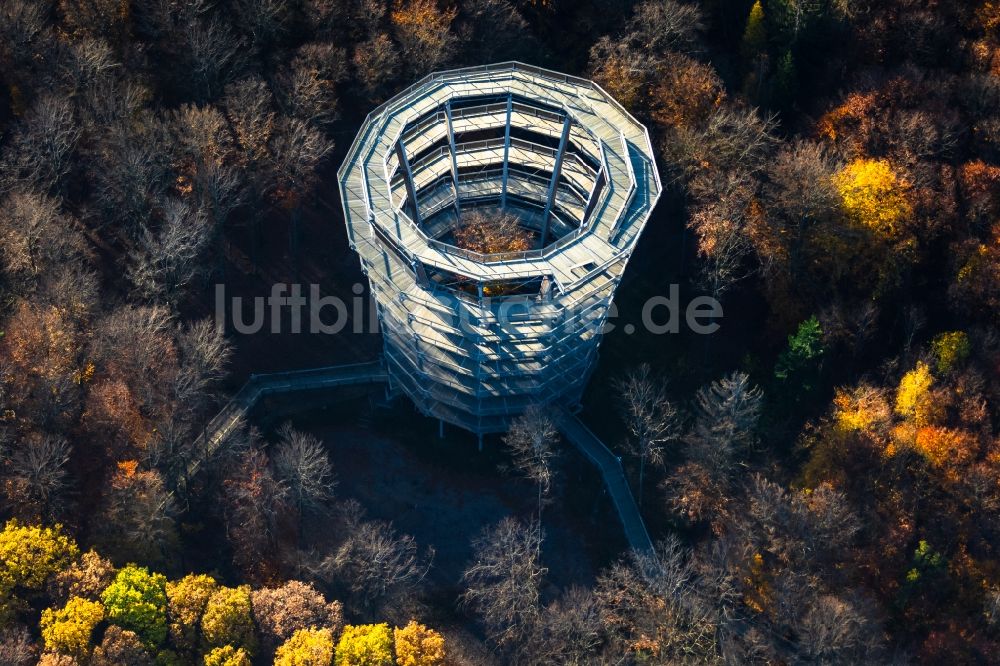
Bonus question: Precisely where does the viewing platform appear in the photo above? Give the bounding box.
[339,62,661,435]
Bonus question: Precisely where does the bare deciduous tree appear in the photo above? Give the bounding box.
[615,364,681,507]
[390,0,457,77]
[225,77,277,172]
[764,140,841,233]
[89,118,171,234]
[169,104,247,259]
[96,463,179,566]
[352,33,400,101]
[588,0,703,111]
[1,95,80,194]
[80,75,151,135]
[687,170,758,299]
[266,117,333,201]
[174,317,232,408]
[177,16,244,101]
[461,517,546,653]
[0,624,37,666]
[0,0,50,74]
[273,423,335,514]
[314,510,432,622]
[503,406,558,524]
[53,37,118,98]
[127,199,212,306]
[662,461,731,527]
[0,191,88,287]
[233,0,289,52]
[667,106,777,183]
[791,591,885,663]
[195,161,247,232]
[758,140,844,284]
[625,0,704,56]
[266,117,332,253]
[58,0,130,40]
[527,586,605,665]
[738,475,860,572]
[4,434,71,521]
[595,536,727,663]
[685,371,763,477]
[35,264,99,322]
[279,43,347,129]
[91,304,176,409]
[170,104,234,167]
[456,0,532,63]
[222,446,290,579]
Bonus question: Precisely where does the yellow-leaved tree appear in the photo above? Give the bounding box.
[335,623,394,666]
[394,621,445,666]
[833,158,911,236]
[201,586,256,654]
[166,573,218,652]
[931,331,971,374]
[894,361,935,425]
[274,627,335,666]
[40,596,104,658]
[203,644,251,666]
[0,521,79,619]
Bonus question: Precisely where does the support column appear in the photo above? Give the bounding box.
[444,101,461,217]
[395,138,421,225]
[500,94,513,209]
[582,166,606,226]
[541,114,572,246]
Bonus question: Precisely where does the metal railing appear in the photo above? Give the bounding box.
[340,62,648,271]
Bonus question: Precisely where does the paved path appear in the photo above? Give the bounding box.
[553,407,656,557]
[184,358,655,557]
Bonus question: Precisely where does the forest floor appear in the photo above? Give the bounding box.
[278,396,627,602]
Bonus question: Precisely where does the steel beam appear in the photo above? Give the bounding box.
[500,94,513,209]
[444,101,461,216]
[395,138,421,226]
[582,166,606,225]
[540,114,572,246]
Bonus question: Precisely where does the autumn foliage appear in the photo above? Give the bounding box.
[451,209,533,255]
[833,158,912,237]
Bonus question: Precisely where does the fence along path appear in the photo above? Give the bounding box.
[184,358,655,557]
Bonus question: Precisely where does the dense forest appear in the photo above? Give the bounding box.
[1,0,999,664]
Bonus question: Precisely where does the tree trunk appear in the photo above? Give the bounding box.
[638,454,646,509]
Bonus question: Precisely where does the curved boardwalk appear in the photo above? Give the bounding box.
[186,358,655,557]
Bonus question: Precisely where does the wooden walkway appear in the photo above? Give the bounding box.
[183,358,655,557]
[184,360,389,480]
[553,407,656,556]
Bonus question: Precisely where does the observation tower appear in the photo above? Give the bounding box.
[338,63,660,437]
